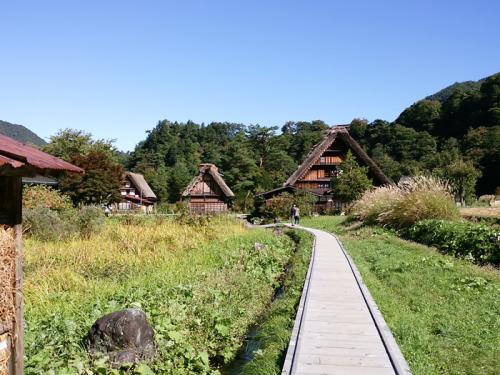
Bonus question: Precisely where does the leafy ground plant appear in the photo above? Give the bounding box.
[406,219,500,265]
[237,230,313,375]
[303,216,500,375]
[24,216,297,374]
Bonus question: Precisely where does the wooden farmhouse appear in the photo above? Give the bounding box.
[258,126,391,211]
[114,172,157,213]
[0,133,83,374]
[182,164,234,214]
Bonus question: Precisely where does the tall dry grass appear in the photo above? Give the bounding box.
[24,215,245,298]
[351,175,459,229]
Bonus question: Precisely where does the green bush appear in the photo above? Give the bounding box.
[254,191,317,222]
[406,219,500,264]
[23,185,73,210]
[76,206,105,238]
[23,206,105,241]
[23,207,78,241]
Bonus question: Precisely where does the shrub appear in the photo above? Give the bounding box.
[23,206,105,241]
[257,191,317,221]
[23,185,72,210]
[23,207,78,241]
[406,219,500,264]
[351,175,459,229]
[76,206,105,238]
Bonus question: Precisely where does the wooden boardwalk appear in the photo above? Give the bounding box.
[282,226,411,375]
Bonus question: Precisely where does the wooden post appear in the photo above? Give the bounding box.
[13,223,23,375]
[0,176,23,375]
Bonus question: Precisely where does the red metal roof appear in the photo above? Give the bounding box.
[0,133,84,176]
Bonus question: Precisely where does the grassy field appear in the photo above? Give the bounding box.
[24,216,302,374]
[303,216,500,375]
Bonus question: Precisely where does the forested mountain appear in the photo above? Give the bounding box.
[127,73,499,207]
[425,78,486,103]
[0,120,46,146]
[357,72,499,196]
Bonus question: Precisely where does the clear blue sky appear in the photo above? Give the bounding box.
[1,1,499,151]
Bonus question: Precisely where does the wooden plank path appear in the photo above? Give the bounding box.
[281,226,411,375]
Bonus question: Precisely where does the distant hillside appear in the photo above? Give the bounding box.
[0,120,46,146]
[425,77,488,102]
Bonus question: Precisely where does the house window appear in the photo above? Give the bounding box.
[324,168,337,178]
[319,183,329,188]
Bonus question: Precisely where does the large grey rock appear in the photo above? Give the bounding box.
[86,308,155,365]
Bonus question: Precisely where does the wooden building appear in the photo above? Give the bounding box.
[0,133,83,374]
[114,172,157,213]
[258,127,391,211]
[182,164,234,214]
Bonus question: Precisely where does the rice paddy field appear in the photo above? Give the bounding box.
[303,216,500,375]
[23,216,307,374]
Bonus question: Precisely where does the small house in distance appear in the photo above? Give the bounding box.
[114,172,157,213]
[182,164,234,214]
[257,126,391,211]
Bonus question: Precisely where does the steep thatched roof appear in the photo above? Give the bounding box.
[182,164,234,198]
[284,127,391,186]
[126,172,157,200]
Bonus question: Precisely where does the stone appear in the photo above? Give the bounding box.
[254,242,265,251]
[86,308,155,365]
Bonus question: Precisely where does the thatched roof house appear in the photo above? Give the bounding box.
[182,164,234,214]
[258,126,391,211]
[115,172,157,212]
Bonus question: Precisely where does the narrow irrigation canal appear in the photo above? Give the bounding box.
[222,229,313,374]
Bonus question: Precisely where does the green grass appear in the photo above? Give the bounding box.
[303,216,500,375]
[24,217,299,374]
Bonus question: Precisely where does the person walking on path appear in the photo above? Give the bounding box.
[290,204,297,226]
[294,205,300,225]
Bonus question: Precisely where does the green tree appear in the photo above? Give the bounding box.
[220,133,260,209]
[43,129,118,161]
[43,129,124,205]
[396,99,441,132]
[434,158,481,206]
[246,124,278,168]
[331,151,373,202]
[168,161,192,203]
[59,149,123,205]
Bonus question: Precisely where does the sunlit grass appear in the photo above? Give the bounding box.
[24,216,296,374]
[303,216,500,375]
